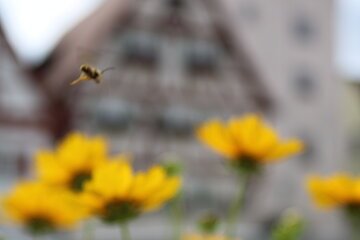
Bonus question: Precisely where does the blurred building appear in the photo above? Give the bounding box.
[0,0,346,239]
[226,1,346,239]
[68,2,272,238]
[0,30,50,183]
[72,0,271,169]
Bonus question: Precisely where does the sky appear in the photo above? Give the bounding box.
[0,0,104,65]
[0,0,359,79]
[336,0,360,80]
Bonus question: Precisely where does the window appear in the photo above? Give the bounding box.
[156,107,203,137]
[122,32,160,68]
[291,15,315,44]
[184,41,219,76]
[166,0,186,9]
[291,68,317,99]
[94,100,134,131]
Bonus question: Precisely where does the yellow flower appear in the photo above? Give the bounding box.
[182,233,234,240]
[196,114,303,171]
[82,157,181,224]
[35,132,107,192]
[307,174,360,209]
[3,182,87,234]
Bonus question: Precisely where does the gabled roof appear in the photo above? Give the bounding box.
[39,0,273,111]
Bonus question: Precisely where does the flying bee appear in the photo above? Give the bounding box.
[70,64,114,86]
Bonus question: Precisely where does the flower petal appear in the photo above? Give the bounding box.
[264,139,304,162]
[196,120,239,159]
[85,161,133,199]
[35,150,69,185]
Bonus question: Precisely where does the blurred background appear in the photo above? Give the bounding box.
[0,0,358,239]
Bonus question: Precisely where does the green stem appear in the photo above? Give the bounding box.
[170,192,183,240]
[225,173,250,238]
[120,223,131,240]
[346,206,360,240]
[83,220,95,240]
[350,216,360,240]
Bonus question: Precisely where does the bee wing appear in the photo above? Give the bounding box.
[100,67,115,74]
[70,73,90,86]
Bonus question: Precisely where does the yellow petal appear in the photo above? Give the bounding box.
[251,126,279,158]
[3,182,87,228]
[57,132,90,171]
[85,161,133,199]
[78,193,104,213]
[87,136,107,168]
[196,120,239,159]
[307,176,337,208]
[264,139,304,162]
[228,114,279,159]
[228,114,261,153]
[306,174,359,209]
[56,133,108,176]
[354,180,360,202]
[129,166,167,200]
[142,177,181,211]
[35,150,70,185]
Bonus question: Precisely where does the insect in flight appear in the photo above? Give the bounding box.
[70,64,114,86]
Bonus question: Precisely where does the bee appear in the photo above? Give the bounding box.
[70,64,114,85]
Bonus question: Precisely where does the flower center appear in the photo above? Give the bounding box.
[70,172,92,192]
[232,155,260,174]
[345,204,360,230]
[101,200,140,224]
[27,217,54,235]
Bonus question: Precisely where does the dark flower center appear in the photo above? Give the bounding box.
[27,217,54,235]
[101,200,140,224]
[232,155,260,174]
[345,204,360,227]
[70,172,92,192]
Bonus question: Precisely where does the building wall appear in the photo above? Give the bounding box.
[226,0,347,239]
[0,35,49,183]
[73,1,267,164]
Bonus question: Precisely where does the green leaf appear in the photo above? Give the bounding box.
[271,209,304,240]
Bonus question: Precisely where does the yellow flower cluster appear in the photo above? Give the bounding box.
[82,159,181,224]
[2,132,181,234]
[36,132,107,192]
[3,182,87,234]
[196,114,303,171]
[307,174,360,209]
[1,114,305,238]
